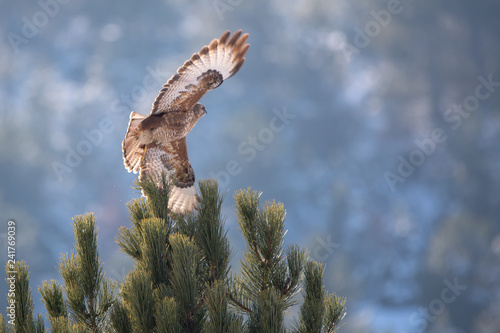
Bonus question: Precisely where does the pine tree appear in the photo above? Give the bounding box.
[2,177,346,332]
[3,260,44,332]
[0,214,116,332]
[110,178,345,331]
[230,188,346,332]
[293,261,346,332]
[57,214,116,331]
[111,177,241,332]
[38,213,116,332]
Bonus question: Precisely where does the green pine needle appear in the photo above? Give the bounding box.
[195,180,231,284]
[232,187,306,322]
[155,297,181,333]
[135,173,173,220]
[139,217,171,287]
[0,315,5,333]
[39,280,67,322]
[121,269,155,332]
[169,234,206,332]
[110,300,133,333]
[56,213,117,332]
[5,260,36,331]
[323,293,346,333]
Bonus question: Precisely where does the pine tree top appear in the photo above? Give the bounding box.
[1,177,345,332]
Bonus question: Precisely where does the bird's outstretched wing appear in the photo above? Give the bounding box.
[151,30,249,115]
[140,138,198,214]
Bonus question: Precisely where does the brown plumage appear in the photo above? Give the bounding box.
[122,30,249,214]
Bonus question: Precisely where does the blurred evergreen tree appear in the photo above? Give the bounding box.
[1,177,345,332]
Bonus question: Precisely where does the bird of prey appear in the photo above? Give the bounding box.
[122,30,249,214]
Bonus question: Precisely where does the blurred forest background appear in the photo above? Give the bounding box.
[1,0,500,332]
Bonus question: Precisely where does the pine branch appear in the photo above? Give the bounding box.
[115,176,177,332]
[135,173,173,220]
[39,280,67,326]
[232,188,305,321]
[295,261,325,332]
[57,213,117,332]
[169,234,206,332]
[49,318,87,333]
[0,315,5,333]
[193,180,231,284]
[49,316,71,333]
[127,197,152,225]
[4,260,39,332]
[97,277,117,323]
[59,252,86,323]
[120,197,155,256]
[323,293,346,333]
[121,269,155,332]
[280,245,307,307]
[117,194,170,262]
[69,323,88,333]
[138,217,171,287]
[203,280,244,333]
[34,315,45,333]
[174,212,198,239]
[110,300,132,333]
[154,297,181,333]
[248,288,286,333]
[293,261,346,333]
[234,188,263,263]
[228,282,253,315]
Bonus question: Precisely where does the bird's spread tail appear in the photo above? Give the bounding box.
[169,186,198,214]
[122,111,146,173]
